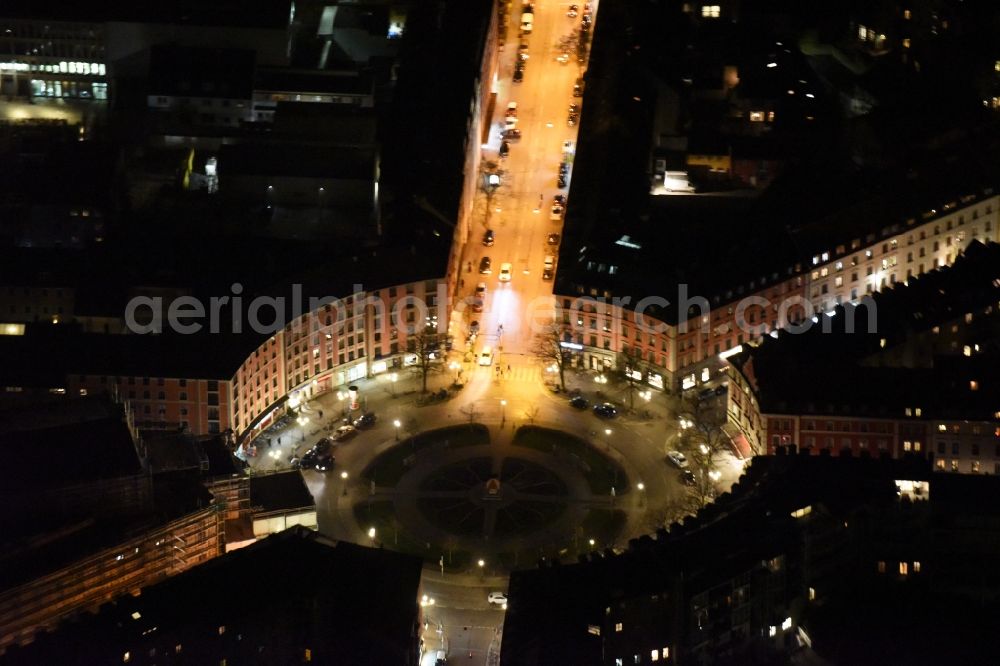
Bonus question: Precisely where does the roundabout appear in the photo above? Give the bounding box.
[350,424,629,572]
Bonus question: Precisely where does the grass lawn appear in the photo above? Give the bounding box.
[513,426,628,495]
[351,501,475,572]
[362,423,489,486]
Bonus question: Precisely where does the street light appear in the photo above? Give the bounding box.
[393,418,401,441]
[636,482,645,491]
[449,361,461,379]
[368,527,376,546]
[478,559,485,568]
[699,444,710,455]
[340,470,349,496]
[500,399,507,425]
[588,538,596,547]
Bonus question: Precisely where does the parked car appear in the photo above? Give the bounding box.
[666,450,689,469]
[557,174,567,188]
[573,78,584,97]
[550,201,564,221]
[558,161,569,175]
[513,67,524,83]
[502,128,521,141]
[469,320,480,336]
[567,110,579,126]
[333,424,357,442]
[569,396,589,410]
[547,233,560,245]
[553,194,566,206]
[299,451,319,469]
[506,101,518,118]
[556,52,569,64]
[499,262,512,282]
[314,437,333,454]
[498,140,510,159]
[353,412,377,429]
[314,454,335,472]
[680,469,696,486]
[505,114,517,130]
[488,592,508,606]
[593,402,617,418]
[475,282,487,299]
[479,256,492,274]
[567,4,579,18]
[483,228,495,246]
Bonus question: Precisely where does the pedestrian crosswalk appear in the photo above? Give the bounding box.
[486,363,541,383]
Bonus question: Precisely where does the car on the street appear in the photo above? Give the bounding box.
[567,110,579,126]
[289,456,305,469]
[478,345,494,366]
[557,174,567,188]
[488,592,508,606]
[559,161,569,175]
[680,469,696,486]
[314,437,333,454]
[567,4,578,18]
[569,396,589,410]
[573,78,584,97]
[506,101,517,118]
[479,256,492,274]
[553,194,566,206]
[542,255,554,280]
[582,12,592,26]
[314,454,335,472]
[563,140,574,155]
[498,141,510,159]
[547,233,560,245]
[513,67,524,83]
[556,52,569,64]
[499,262,512,282]
[666,450,689,469]
[475,281,487,299]
[353,412,377,429]
[483,229,495,246]
[593,402,617,418]
[505,114,517,130]
[469,320,480,336]
[550,201,564,221]
[333,424,357,442]
[502,128,521,141]
[298,451,319,469]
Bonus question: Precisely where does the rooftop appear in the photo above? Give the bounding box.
[0,0,292,29]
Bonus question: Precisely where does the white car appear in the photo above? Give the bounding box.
[505,114,517,130]
[666,450,688,469]
[488,592,508,607]
[499,262,512,282]
[478,345,494,366]
[550,202,564,221]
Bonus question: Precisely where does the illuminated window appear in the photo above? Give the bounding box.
[767,110,775,122]
[903,441,912,452]
[877,561,886,573]
[808,587,816,601]
[915,408,921,417]
[902,38,910,48]
[651,650,659,662]
[899,562,908,575]
[970,380,979,391]
[749,111,765,122]
[904,9,912,20]
[218,625,225,635]
[701,5,720,18]
[123,653,131,663]
[615,622,623,632]
[913,561,921,573]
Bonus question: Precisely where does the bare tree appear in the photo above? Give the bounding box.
[408,327,444,394]
[523,405,540,424]
[459,403,481,423]
[614,347,645,411]
[532,323,571,391]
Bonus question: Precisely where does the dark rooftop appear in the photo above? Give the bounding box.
[0,526,423,666]
[0,0,292,29]
[249,470,314,513]
[148,45,256,100]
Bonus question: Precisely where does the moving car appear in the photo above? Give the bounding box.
[483,229,495,246]
[479,256,492,274]
[488,592,508,606]
[680,469,697,486]
[498,262,512,282]
[353,412,377,429]
[333,424,357,442]
[547,233,560,245]
[478,345,494,366]
[499,140,510,158]
[569,396,589,409]
[666,450,689,469]
[314,454,335,472]
[593,402,617,418]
